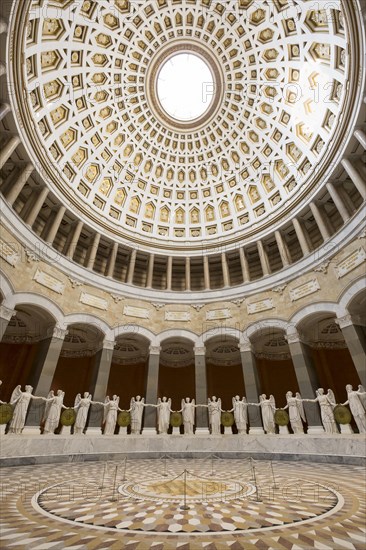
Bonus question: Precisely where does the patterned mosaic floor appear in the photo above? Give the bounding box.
[0,458,365,549]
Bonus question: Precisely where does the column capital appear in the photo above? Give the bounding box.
[285,329,302,345]
[0,305,16,321]
[239,341,253,353]
[335,314,354,329]
[47,325,68,340]
[103,339,115,350]
[194,345,206,356]
[149,345,161,355]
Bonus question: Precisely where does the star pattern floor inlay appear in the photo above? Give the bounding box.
[0,458,365,549]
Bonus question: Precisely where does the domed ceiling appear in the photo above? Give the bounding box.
[9,0,350,249]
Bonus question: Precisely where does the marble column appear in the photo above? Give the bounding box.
[4,163,34,205]
[257,240,270,276]
[166,256,173,291]
[44,205,66,244]
[326,182,350,223]
[286,331,323,433]
[239,247,250,281]
[354,128,366,149]
[0,305,16,341]
[293,217,311,256]
[0,136,20,170]
[222,252,230,287]
[239,342,264,433]
[194,346,209,433]
[0,103,11,122]
[203,256,210,290]
[106,242,118,278]
[85,232,101,270]
[342,159,366,200]
[25,327,68,430]
[146,254,154,288]
[275,230,291,267]
[185,257,191,291]
[87,339,115,430]
[336,315,366,386]
[33,327,68,396]
[309,202,331,241]
[127,249,137,284]
[64,220,83,259]
[24,187,49,226]
[144,345,161,430]
[90,340,115,401]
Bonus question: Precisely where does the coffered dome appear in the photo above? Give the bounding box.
[9,0,353,250]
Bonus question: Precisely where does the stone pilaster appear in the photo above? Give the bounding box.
[0,305,16,341]
[239,341,264,433]
[194,346,209,432]
[144,345,161,429]
[286,330,323,433]
[336,315,366,386]
[87,339,115,429]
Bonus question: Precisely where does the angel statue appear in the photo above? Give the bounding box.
[8,385,48,434]
[207,396,222,435]
[43,390,67,434]
[256,394,276,434]
[358,385,366,410]
[102,395,120,436]
[41,390,54,427]
[302,388,338,434]
[73,392,93,435]
[229,395,248,434]
[179,397,196,435]
[342,384,366,433]
[129,395,146,434]
[155,397,172,434]
[283,391,306,434]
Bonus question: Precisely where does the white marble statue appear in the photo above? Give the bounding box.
[258,394,276,434]
[230,396,248,434]
[41,390,54,427]
[302,388,339,434]
[283,391,306,433]
[207,396,222,435]
[103,395,120,436]
[129,395,146,434]
[358,385,366,410]
[73,392,93,435]
[342,384,366,433]
[8,385,47,434]
[43,390,66,434]
[180,397,195,435]
[155,397,172,434]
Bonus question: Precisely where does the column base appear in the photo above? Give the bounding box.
[224,426,233,434]
[22,426,41,435]
[119,427,128,436]
[340,424,354,434]
[307,425,325,435]
[85,427,102,436]
[195,427,210,435]
[142,427,157,435]
[249,427,265,435]
[279,425,290,434]
[172,427,180,435]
